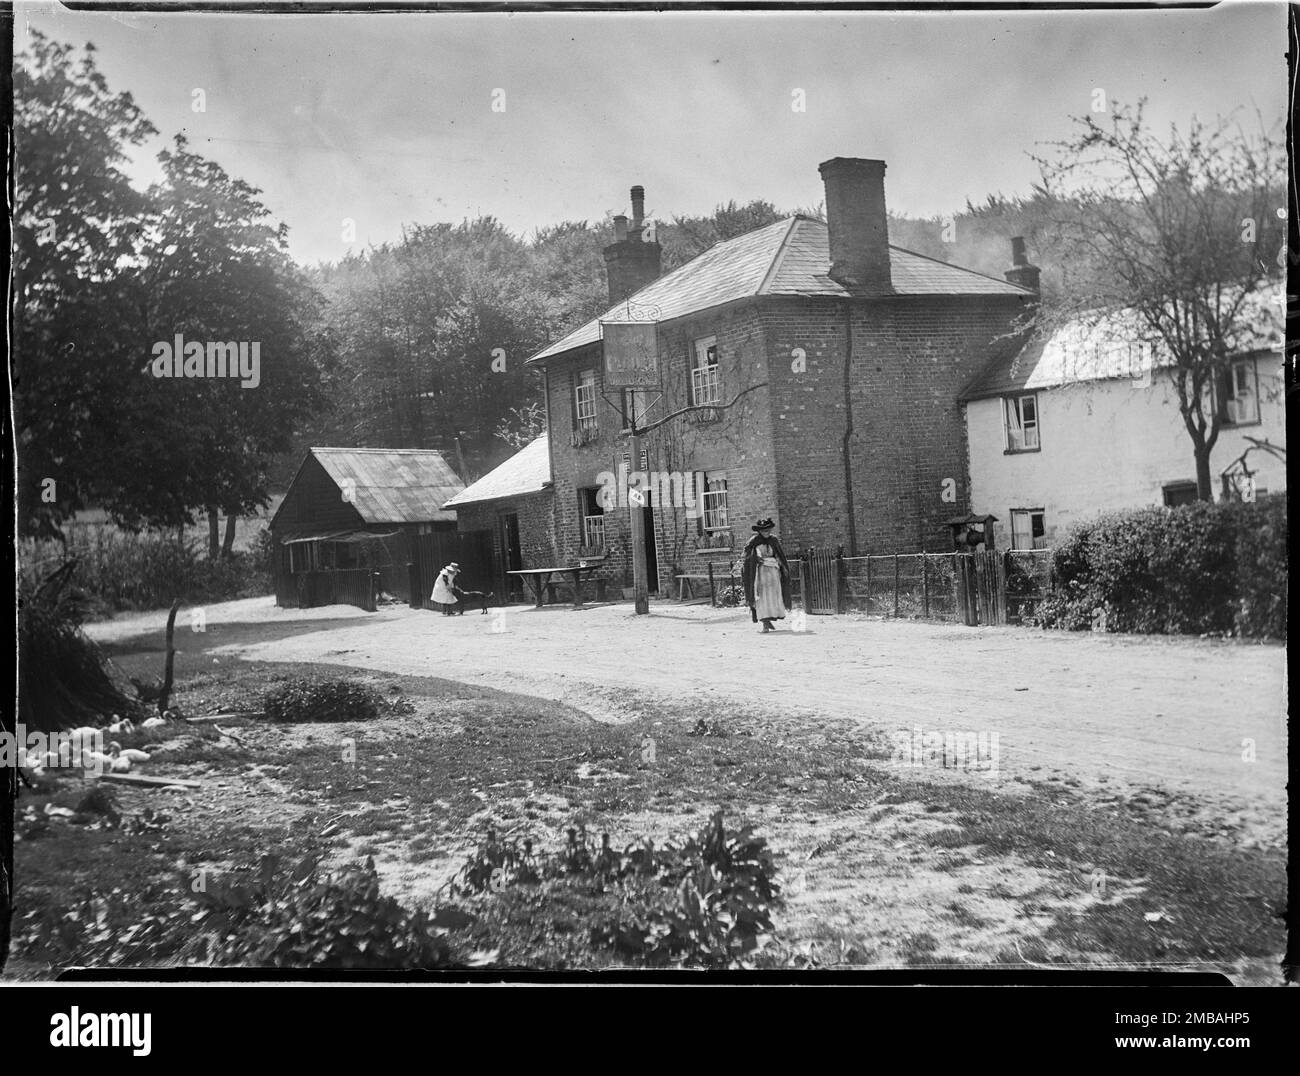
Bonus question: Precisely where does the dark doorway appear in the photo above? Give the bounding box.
[642,494,659,594]
[501,512,523,599]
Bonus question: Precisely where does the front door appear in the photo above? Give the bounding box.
[501,513,522,599]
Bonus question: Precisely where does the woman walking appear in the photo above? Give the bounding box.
[742,518,791,633]
[431,562,461,615]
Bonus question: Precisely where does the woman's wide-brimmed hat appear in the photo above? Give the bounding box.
[444,563,460,573]
[751,518,775,533]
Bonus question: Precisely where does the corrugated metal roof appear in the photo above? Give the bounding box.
[444,435,552,507]
[961,284,1284,401]
[527,216,1033,364]
[309,447,465,523]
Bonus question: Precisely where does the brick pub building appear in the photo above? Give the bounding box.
[460,158,1037,596]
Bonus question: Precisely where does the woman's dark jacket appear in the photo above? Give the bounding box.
[741,533,792,613]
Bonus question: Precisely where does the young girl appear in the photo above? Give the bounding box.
[431,562,461,615]
[741,518,791,633]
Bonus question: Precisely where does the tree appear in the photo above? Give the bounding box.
[108,135,328,555]
[12,31,158,538]
[1033,100,1285,500]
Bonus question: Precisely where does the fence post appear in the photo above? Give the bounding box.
[893,554,900,618]
[707,560,716,606]
[835,546,844,614]
[864,555,871,615]
[921,554,929,618]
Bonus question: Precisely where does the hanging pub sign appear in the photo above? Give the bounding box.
[600,321,659,389]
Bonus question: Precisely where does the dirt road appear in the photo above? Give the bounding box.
[89,597,1287,830]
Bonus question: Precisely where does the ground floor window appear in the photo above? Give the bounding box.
[1009,508,1047,550]
[578,487,606,549]
[696,471,731,548]
[1162,482,1198,507]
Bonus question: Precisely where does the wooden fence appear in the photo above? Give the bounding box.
[278,568,378,612]
[798,548,1053,627]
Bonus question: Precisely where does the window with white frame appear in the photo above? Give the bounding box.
[578,487,605,549]
[575,369,598,437]
[690,336,721,407]
[1218,360,1259,426]
[1004,393,1040,451]
[1010,509,1047,550]
[696,472,730,544]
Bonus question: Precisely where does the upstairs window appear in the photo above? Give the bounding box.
[1004,393,1040,452]
[690,336,721,407]
[1218,360,1259,426]
[573,368,598,443]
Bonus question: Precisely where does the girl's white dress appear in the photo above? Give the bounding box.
[431,571,458,606]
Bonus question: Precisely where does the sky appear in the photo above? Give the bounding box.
[14,1,1289,267]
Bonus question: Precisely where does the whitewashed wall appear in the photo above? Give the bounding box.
[965,354,1286,549]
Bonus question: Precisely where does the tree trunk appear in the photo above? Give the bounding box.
[1194,441,1215,501]
[207,507,220,559]
[221,512,238,559]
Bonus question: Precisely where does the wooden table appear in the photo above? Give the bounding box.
[508,565,602,609]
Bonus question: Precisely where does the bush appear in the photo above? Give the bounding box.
[263,677,382,723]
[18,561,142,733]
[451,811,782,968]
[19,528,272,614]
[196,855,454,969]
[17,856,457,970]
[1037,494,1286,638]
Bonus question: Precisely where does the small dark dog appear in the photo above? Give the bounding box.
[450,586,493,614]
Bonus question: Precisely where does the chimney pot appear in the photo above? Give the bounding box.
[604,185,661,304]
[818,157,892,292]
[1004,236,1041,294]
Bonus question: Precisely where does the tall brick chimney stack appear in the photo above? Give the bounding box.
[1005,236,1041,293]
[604,185,662,305]
[819,157,892,292]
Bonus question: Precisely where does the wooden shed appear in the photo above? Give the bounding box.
[269,447,491,610]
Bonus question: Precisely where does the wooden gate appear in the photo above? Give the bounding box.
[954,551,1007,626]
[411,529,494,609]
[801,549,841,614]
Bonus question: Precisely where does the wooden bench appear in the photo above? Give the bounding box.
[675,574,714,602]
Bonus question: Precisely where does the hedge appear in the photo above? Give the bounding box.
[1036,493,1286,639]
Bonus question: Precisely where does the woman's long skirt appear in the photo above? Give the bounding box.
[754,564,785,621]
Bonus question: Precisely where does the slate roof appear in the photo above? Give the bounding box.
[527,216,1033,364]
[444,435,552,508]
[961,284,1284,401]
[274,447,466,526]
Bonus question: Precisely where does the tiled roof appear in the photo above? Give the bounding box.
[961,284,1285,401]
[527,216,1033,364]
[296,447,465,524]
[444,435,552,507]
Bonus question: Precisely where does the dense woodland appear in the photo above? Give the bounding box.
[14,31,1285,544]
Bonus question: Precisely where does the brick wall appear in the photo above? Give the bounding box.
[453,491,557,597]
[539,302,778,591]
[761,295,1031,554]
[533,292,1030,588]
